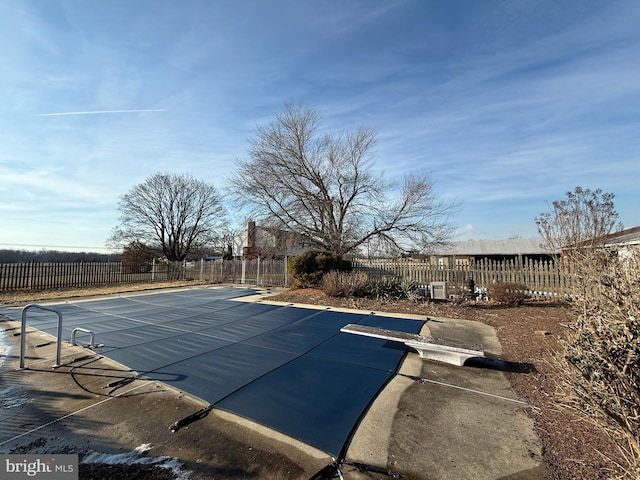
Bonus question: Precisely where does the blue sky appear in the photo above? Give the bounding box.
[1,0,639,252]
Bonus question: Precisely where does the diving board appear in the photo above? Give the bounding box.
[340,323,484,366]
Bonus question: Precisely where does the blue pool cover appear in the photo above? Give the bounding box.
[3,287,424,457]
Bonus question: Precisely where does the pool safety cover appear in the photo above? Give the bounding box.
[4,287,424,457]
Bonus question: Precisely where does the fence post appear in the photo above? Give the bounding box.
[27,260,33,290]
[284,256,288,287]
[256,256,261,285]
[19,262,27,290]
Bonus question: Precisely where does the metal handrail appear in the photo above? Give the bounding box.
[71,327,95,348]
[20,304,63,369]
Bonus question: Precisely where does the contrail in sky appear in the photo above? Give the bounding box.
[38,109,167,117]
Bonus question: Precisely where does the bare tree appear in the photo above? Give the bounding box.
[228,103,457,255]
[110,173,226,261]
[535,186,622,253]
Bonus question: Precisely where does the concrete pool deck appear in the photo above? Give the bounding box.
[0,287,550,479]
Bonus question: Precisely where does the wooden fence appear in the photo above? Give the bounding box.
[0,257,572,297]
[352,257,573,298]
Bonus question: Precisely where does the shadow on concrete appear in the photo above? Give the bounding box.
[465,356,537,373]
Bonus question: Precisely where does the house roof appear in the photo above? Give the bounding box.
[432,238,548,256]
[604,226,640,246]
[561,225,640,249]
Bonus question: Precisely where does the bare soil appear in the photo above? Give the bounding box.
[1,283,628,479]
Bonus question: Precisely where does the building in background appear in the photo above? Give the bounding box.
[429,238,551,267]
[234,221,309,259]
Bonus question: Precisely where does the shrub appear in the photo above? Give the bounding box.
[487,282,528,306]
[398,278,419,301]
[556,247,640,473]
[449,284,470,305]
[287,250,351,288]
[365,277,419,301]
[367,277,400,300]
[321,271,369,297]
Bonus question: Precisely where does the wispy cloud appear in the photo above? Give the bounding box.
[38,109,167,117]
[1,0,639,249]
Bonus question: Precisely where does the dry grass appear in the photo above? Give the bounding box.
[0,280,206,306]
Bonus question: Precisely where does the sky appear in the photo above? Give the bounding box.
[1,0,639,253]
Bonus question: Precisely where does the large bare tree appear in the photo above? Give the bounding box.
[110,172,226,261]
[228,103,456,255]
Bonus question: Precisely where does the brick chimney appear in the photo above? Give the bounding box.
[242,220,259,259]
[247,220,256,248]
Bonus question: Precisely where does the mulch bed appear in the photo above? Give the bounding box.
[268,288,627,480]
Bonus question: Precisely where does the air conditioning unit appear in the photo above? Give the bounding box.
[429,281,448,300]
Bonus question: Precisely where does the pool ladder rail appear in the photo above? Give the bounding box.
[19,304,99,369]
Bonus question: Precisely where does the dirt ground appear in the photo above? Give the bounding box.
[0,282,628,479]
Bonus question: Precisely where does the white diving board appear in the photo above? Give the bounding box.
[340,324,484,367]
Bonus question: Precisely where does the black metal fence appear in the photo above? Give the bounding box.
[0,260,188,291]
[0,258,290,292]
